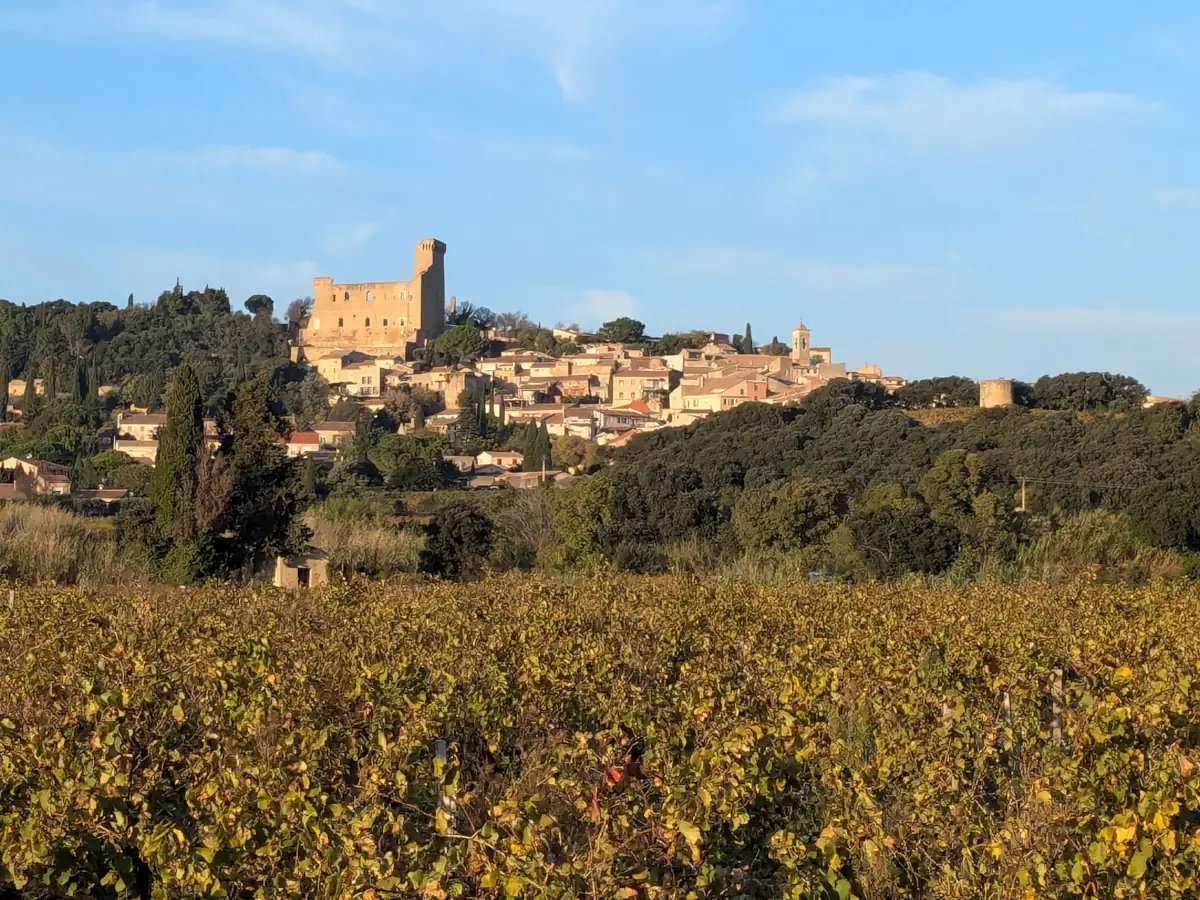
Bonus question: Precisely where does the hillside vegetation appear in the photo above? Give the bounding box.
[583,382,1200,578]
[3,577,1200,897]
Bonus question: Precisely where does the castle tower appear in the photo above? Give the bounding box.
[791,323,811,363]
[979,378,1015,409]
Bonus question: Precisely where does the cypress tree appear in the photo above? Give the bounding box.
[0,359,8,423]
[44,358,57,402]
[522,423,541,471]
[743,322,754,354]
[537,421,553,470]
[22,360,42,421]
[150,363,204,540]
[87,358,100,410]
[413,406,426,430]
[72,360,86,404]
[127,293,134,309]
[301,454,317,498]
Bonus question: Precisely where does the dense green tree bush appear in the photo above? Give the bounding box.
[419,500,494,580]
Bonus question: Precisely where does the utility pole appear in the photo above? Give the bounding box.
[1018,477,1027,513]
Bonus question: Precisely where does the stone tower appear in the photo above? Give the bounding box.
[979,378,1015,409]
[791,323,811,363]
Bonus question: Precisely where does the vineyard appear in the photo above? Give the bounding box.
[3,576,1200,898]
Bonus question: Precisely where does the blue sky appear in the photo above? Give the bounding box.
[2,2,1200,394]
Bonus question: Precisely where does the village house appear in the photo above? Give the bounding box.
[404,366,483,409]
[611,364,677,406]
[475,450,523,470]
[113,438,159,464]
[116,412,167,441]
[313,421,356,449]
[446,455,476,473]
[1,457,72,495]
[286,432,322,458]
[499,470,564,489]
[423,411,461,439]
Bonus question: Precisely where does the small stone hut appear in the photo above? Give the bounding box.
[273,548,330,590]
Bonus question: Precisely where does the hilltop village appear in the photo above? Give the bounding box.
[281,237,907,484]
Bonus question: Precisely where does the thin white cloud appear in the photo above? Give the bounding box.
[74,0,729,103]
[151,145,345,176]
[477,137,595,165]
[773,73,1151,190]
[650,247,953,298]
[323,222,382,255]
[576,289,637,325]
[1154,187,1200,209]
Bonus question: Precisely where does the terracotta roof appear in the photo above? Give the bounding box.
[75,489,130,502]
[288,432,320,444]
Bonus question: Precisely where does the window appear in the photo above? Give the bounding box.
[382,318,388,327]
[365,290,374,303]
[344,291,350,302]
[338,317,344,328]
[365,318,371,327]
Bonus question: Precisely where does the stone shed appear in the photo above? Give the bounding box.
[273,549,330,590]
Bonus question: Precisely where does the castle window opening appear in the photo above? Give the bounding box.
[365,318,371,327]
[365,291,374,303]
[338,317,344,328]
[344,291,350,302]
[382,318,388,327]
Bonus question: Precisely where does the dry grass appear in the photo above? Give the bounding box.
[307,506,423,579]
[0,504,144,584]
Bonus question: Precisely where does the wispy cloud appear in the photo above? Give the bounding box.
[323,222,381,255]
[150,145,345,176]
[1154,187,1200,210]
[77,0,729,103]
[575,289,637,323]
[772,73,1151,190]
[477,137,595,165]
[650,247,954,299]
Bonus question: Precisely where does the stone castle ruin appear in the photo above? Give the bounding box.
[296,238,448,363]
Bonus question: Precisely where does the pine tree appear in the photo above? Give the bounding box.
[522,423,541,471]
[743,322,754,354]
[150,364,204,540]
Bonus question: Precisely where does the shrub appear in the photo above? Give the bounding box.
[418,500,493,580]
[731,478,845,553]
